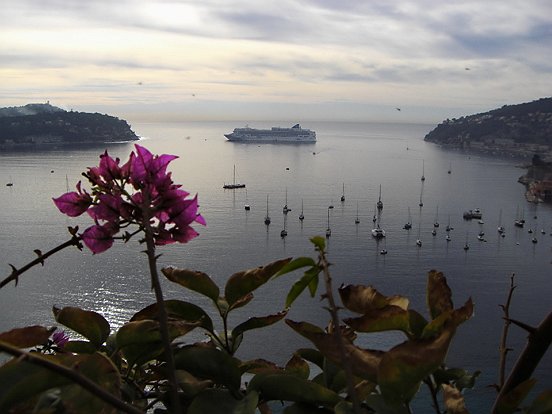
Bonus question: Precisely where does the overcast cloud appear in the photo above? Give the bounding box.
[1,0,551,122]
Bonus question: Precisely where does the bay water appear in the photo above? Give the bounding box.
[1,120,550,410]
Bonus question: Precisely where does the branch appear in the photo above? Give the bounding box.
[143,219,181,413]
[318,248,361,413]
[1,235,82,290]
[498,273,516,389]
[492,310,552,413]
[0,340,143,414]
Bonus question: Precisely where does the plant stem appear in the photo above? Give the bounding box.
[424,377,442,414]
[0,340,144,414]
[498,273,516,389]
[319,249,361,413]
[0,236,81,289]
[492,310,552,413]
[143,223,181,413]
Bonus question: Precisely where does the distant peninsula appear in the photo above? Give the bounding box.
[424,97,552,160]
[0,103,139,149]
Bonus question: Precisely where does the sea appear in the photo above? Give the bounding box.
[1,120,551,411]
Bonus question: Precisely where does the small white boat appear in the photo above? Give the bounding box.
[371,227,386,239]
[404,207,412,230]
[416,239,422,247]
[299,199,304,221]
[446,235,451,242]
[340,183,345,202]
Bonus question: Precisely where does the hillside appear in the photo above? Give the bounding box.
[424,98,552,159]
[0,103,139,148]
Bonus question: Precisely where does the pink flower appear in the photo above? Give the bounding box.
[53,145,205,253]
[52,330,70,348]
[81,223,117,254]
[52,181,92,217]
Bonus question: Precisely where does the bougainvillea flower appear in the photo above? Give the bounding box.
[53,145,204,253]
[52,330,70,348]
[81,223,117,254]
[52,181,92,217]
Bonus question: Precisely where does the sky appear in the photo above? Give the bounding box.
[1,0,551,124]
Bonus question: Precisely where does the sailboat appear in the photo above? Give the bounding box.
[514,206,525,227]
[264,195,271,225]
[355,201,360,224]
[433,206,439,228]
[421,160,426,181]
[463,232,470,250]
[418,188,424,207]
[445,215,453,232]
[244,189,250,210]
[447,161,452,174]
[372,204,377,223]
[403,207,412,230]
[299,199,304,221]
[497,209,505,235]
[340,183,345,202]
[283,188,290,214]
[6,175,13,187]
[223,165,245,189]
[376,185,383,210]
[371,208,385,239]
[281,213,288,238]
[325,208,331,238]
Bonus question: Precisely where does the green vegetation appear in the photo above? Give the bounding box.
[424,98,552,158]
[0,103,138,147]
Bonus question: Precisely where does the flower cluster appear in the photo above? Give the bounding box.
[53,145,205,254]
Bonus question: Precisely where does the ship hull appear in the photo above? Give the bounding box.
[224,124,316,143]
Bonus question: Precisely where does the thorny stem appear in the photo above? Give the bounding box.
[0,235,82,289]
[0,340,144,414]
[143,219,181,413]
[492,310,552,413]
[318,248,361,413]
[498,273,516,389]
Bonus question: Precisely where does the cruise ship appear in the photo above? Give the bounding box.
[224,124,316,143]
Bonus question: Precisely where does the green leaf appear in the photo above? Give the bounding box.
[0,353,120,413]
[339,284,409,314]
[427,270,453,319]
[0,355,70,412]
[224,258,292,307]
[344,306,411,335]
[116,320,197,367]
[175,370,212,399]
[495,378,537,414]
[239,359,280,375]
[162,267,220,302]
[378,325,456,404]
[173,345,242,393]
[310,236,326,251]
[232,311,287,338]
[285,354,310,379]
[0,326,55,348]
[53,306,110,349]
[52,353,121,413]
[295,348,325,370]
[247,372,341,407]
[188,389,259,414]
[286,267,321,308]
[286,320,383,383]
[275,257,317,277]
[131,299,214,332]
